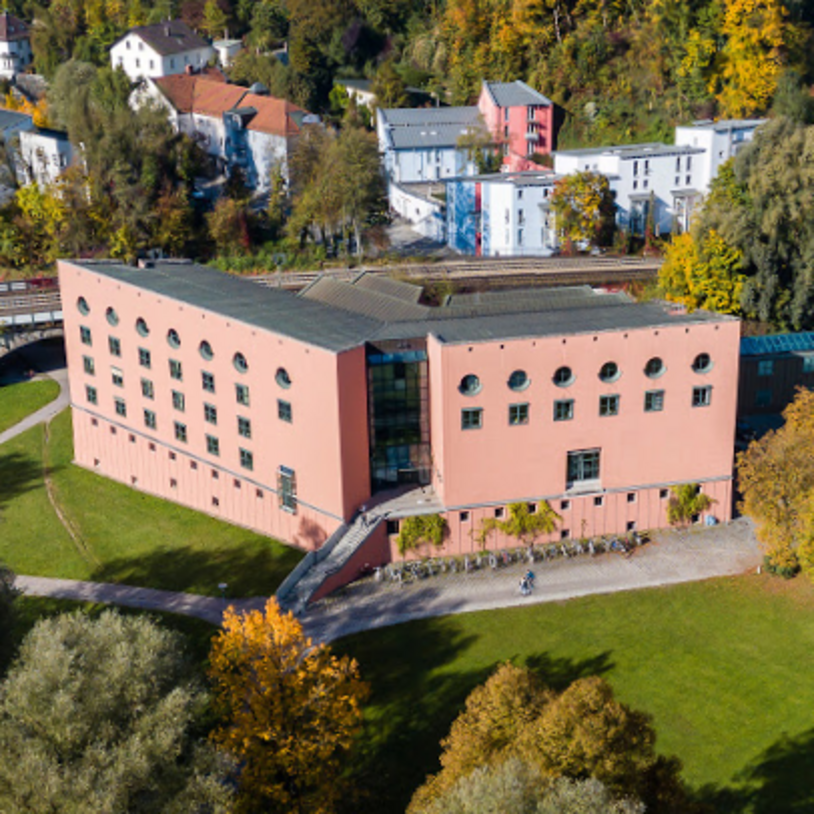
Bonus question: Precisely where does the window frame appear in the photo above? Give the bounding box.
[169,359,183,381]
[202,371,215,393]
[108,336,121,357]
[553,399,574,421]
[240,448,254,471]
[172,390,185,412]
[599,394,620,417]
[204,403,218,425]
[83,355,95,376]
[143,408,157,430]
[238,416,252,439]
[644,389,664,412]
[508,402,529,425]
[206,434,220,456]
[567,448,601,487]
[692,385,712,407]
[277,399,293,423]
[138,347,151,368]
[174,421,187,443]
[114,397,127,417]
[80,326,92,346]
[235,383,250,406]
[461,407,483,430]
[85,384,97,404]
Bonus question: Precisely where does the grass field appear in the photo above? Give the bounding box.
[336,574,814,814]
[0,379,60,434]
[0,409,302,596]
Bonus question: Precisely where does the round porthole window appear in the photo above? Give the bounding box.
[276,367,292,388]
[77,296,90,316]
[199,340,214,361]
[508,369,530,391]
[167,328,181,349]
[599,361,620,382]
[692,353,712,373]
[106,307,119,327]
[553,366,574,387]
[135,317,149,337]
[233,352,248,374]
[645,357,665,378]
[459,374,482,396]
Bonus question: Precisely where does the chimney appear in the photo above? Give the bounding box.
[165,24,171,36]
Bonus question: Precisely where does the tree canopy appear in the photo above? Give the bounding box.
[551,172,615,248]
[0,611,231,813]
[208,598,368,814]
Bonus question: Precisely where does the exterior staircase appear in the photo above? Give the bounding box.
[276,512,382,614]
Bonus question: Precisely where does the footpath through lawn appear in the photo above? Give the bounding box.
[0,409,302,597]
[336,574,814,814]
[0,379,60,434]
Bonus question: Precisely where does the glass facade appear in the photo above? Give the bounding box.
[367,342,431,491]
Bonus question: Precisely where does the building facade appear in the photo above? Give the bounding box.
[16,128,74,186]
[0,12,31,79]
[110,21,214,82]
[61,260,740,574]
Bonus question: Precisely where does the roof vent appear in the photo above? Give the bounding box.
[164,25,171,36]
[249,82,269,96]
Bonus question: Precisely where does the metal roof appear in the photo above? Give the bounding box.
[482,80,552,108]
[687,118,767,132]
[352,272,423,303]
[740,333,814,357]
[71,261,734,353]
[389,122,484,150]
[556,142,704,159]
[379,106,481,128]
[0,109,31,131]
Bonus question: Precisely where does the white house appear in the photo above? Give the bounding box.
[110,20,214,82]
[0,12,31,79]
[554,142,705,236]
[674,118,766,192]
[16,128,74,187]
[447,171,559,256]
[213,38,242,68]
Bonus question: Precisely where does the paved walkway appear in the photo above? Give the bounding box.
[14,518,763,641]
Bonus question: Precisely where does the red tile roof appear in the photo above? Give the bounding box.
[0,11,28,42]
[239,94,305,137]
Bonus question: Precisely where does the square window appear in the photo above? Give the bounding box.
[256,488,263,499]
[170,478,177,488]
[141,378,154,399]
[460,511,470,522]
[110,426,117,434]
[190,460,197,470]
[494,507,505,518]
[386,519,400,535]
[234,479,241,489]
[567,449,601,486]
[80,326,92,345]
[143,409,156,430]
[236,383,250,406]
[238,416,251,438]
[212,496,219,507]
[461,407,483,430]
[202,371,215,393]
[692,386,712,407]
[169,450,176,460]
[206,435,220,456]
[660,488,669,499]
[599,395,620,417]
[509,403,529,425]
[211,469,219,479]
[691,513,700,524]
[554,399,574,421]
[85,385,97,404]
[627,492,636,503]
[758,360,774,377]
[527,503,537,513]
[129,433,136,443]
[114,398,126,417]
[131,476,137,485]
[278,399,292,423]
[594,495,604,507]
[138,347,151,368]
[91,417,98,426]
[240,448,254,471]
[83,356,95,375]
[174,422,187,443]
[169,359,183,381]
[560,499,570,510]
[108,336,121,356]
[111,367,124,387]
[204,403,217,424]
[149,442,156,451]
[172,390,185,411]
[626,521,636,531]
[560,529,570,540]
[644,390,664,412]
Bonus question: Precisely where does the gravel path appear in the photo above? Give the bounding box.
[14,518,762,641]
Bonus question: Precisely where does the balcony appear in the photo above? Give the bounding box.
[525,130,540,142]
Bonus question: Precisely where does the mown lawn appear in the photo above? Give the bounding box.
[0,409,302,597]
[0,379,60,434]
[336,574,814,814]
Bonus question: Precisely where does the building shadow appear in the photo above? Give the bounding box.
[90,542,304,599]
[0,451,45,512]
[694,728,814,813]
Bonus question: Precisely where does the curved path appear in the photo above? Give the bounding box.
[14,518,762,642]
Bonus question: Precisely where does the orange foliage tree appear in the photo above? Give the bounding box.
[208,598,368,814]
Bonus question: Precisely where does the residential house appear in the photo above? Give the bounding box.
[17,128,74,187]
[0,11,31,79]
[447,171,559,257]
[110,21,215,82]
[213,38,242,68]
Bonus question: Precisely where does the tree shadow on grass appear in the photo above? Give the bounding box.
[0,451,47,512]
[695,728,814,813]
[334,618,615,814]
[90,542,304,599]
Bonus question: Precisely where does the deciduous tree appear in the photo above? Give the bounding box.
[551,171,615,249]
[0,611,231,812]
[476,501,561,549]
[209,598,368,814]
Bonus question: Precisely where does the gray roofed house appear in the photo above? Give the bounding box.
[112,20,208,55]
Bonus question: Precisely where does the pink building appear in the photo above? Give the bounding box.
[59,260,739,596]
[477,81,556,171]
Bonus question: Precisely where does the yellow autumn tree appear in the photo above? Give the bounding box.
[716,0,788,117]
[551,170,615,248]
[738,388,814,576]
[209,598,368,814]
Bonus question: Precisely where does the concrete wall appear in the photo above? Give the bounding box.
[390,183,445,241]
[59,260,371,551]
